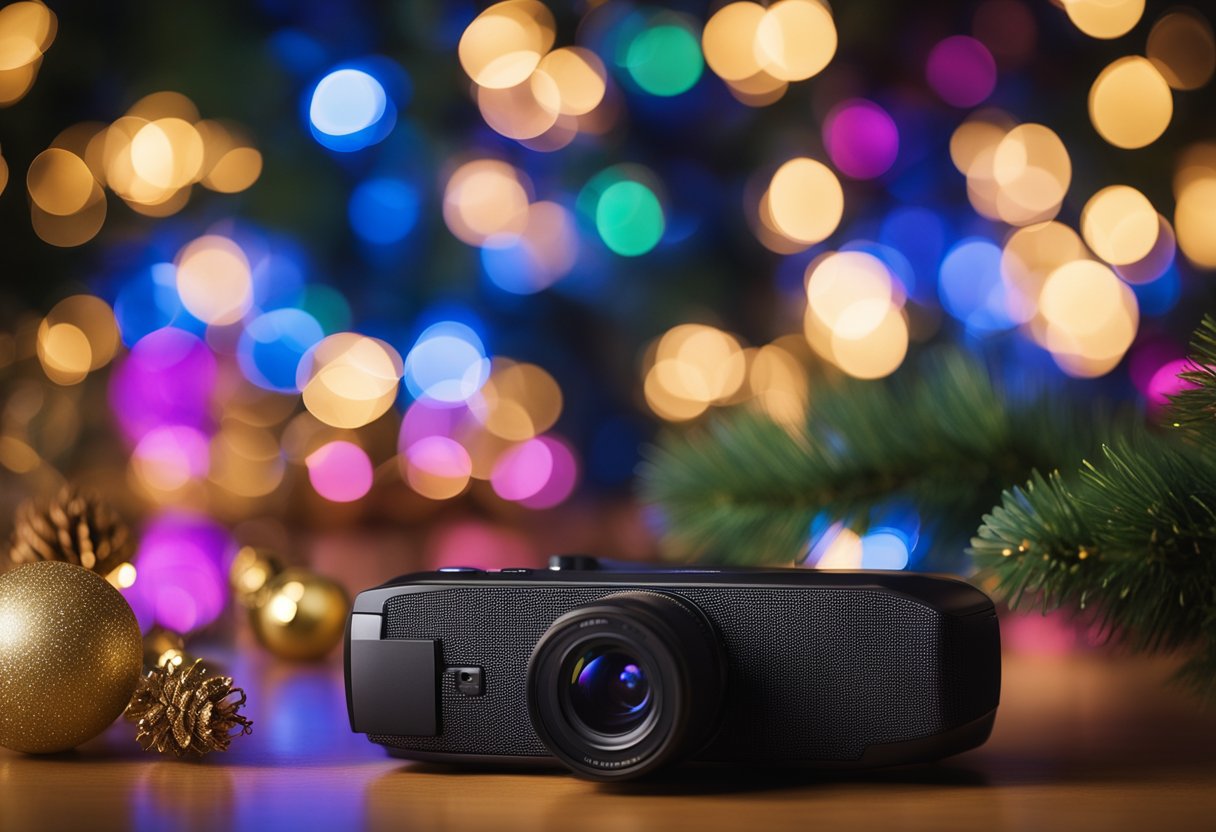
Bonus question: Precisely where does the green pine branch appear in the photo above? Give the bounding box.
[973,315,1216,700]
[640,350,1106,571]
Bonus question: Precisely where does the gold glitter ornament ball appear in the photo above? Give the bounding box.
[0,561,143,753]
[249,568,349,661]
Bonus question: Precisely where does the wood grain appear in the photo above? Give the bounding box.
[3,646,1215,832]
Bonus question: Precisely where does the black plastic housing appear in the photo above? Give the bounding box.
[345,562,1000,778]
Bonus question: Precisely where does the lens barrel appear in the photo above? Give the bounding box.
[526,591,725,780]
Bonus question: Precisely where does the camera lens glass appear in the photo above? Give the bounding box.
[567,647,652,735]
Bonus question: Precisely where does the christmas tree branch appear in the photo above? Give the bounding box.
[640,350,1104,570]
[973,316,1216,700]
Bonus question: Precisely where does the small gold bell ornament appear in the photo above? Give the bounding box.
[0,561,143,753]
[248,567,349,661]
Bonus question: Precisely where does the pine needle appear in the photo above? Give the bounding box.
[640,349,1102,570]
[972,315,1216,701]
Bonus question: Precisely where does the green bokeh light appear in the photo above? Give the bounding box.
[625,24,704,97]
[595,180,665,257]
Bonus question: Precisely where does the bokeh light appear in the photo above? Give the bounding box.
[806,521,863,569]
[1114,215,1176,285]
[403,321,490,404]
[348,178,420,246]
[482,200,578,294]
[592,177,665,257]
[939,238,1016,333]
[1147,10,1215,91]
[473,359,563,441]
[754,0,837,82]
[0,1,56,107]
[1000,221,1088,323]
[403,436,473,500]
[1063,0,1144,40]
[490,437,553,501]
[131,425,210,493]
[747,342,808,427]
[1038,259,1139,377]
[36,294,120,385]
[765,158,843,246]
[644,324,747,420]
[27,148,94,215]
[1081,185,1160,266]
[109,328,216,442]
[625,19,704,97]
[174,235,254,326]
[1088,56,1173,150]
[926,36,996,107]
[803,251,909,379]
[458,0,555,89]
[308,66,395,152]
[823,99,899,180]
[127,513,233,633]
[701,2,768,83]
[991,123,1071,226]
[1175,147,1216,268]
[538,47,607,115]
[237,308,325,393]
[306,440,374,503]
[517,435,578,509]
[298,333,403,428]
[443,159,531,247]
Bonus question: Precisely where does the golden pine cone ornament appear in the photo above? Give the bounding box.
[125,660,253,756]
[9,486,132,576]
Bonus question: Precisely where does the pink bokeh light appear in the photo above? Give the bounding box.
[306,440,374,502]
[926,36,997,107]
[1147,359,1198,407]
[490,438,554,501]
[823,99,899,180]
[406,435,473,477]
[109,328,217,443]
[518,435,578,509]
[125,513,234,633]
[399,399,473,450]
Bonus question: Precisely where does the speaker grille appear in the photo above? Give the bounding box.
[374,586,997,762]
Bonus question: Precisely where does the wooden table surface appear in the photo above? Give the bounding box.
[3,643,1215,832]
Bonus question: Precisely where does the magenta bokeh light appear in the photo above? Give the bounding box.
[925,36,997,108]
[126,513,234,633]
[823,99,900,180]
[306,440,374,502]
[399,399,471,450]
[490,438,554,501]
[1147,359,1198,407]
[109,328,217,442]
[406,435,473,477]
[518,436,578,509]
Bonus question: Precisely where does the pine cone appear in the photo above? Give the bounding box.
[125,660,253,756]
[9,485,132,575]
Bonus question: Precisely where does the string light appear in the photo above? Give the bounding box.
[1063,0,1144,40]
[1081,185,1160,266]
[1088,56,1173,150]
[765,158,843,247]
[1147,10,1216,91]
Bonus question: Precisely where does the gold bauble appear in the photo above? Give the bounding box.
[142,626,186,669]
[249,568,349,661]
[0,561,143,753]
[229,545,284,608]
